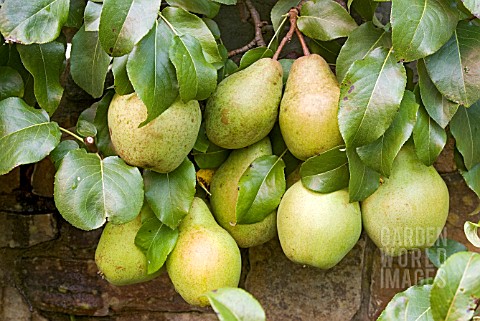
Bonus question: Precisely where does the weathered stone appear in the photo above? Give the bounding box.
[31,158,56,197]
[0,286,32,321]
[0,213,57,248]
[245,236,365,321]
[40,312,217,321]
[0,167,20,193]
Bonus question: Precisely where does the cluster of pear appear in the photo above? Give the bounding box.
[95,54,450,307]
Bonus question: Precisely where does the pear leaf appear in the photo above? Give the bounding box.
[50,140,80,170]
[165,0,220,18]
[462,163,480,199]
[426,238,467,268]
[54,149,144,230]
[347,147,380,202]
[350,0,378,21]
[299,145,349,193]
[84,1,102,31]
[143,158,196,229]
[430,252,480,321]
[206,287,266,321]
[135,216,179,274]
[269,123,301,177]
[210,0,237,5]
[462,0,480,17]
[112,55,134,95]
[450,102,480,170]
[66,0,87,29]
[464,221,480,247]
[0,97,61,175]
[192,144,230,169]
[239,47,274,70]
[309,39,342,65]
[0,66,24,100]
[377,284,433,321]
[76,120,97,138]
[271,0,302,32]
[236,155,286,225]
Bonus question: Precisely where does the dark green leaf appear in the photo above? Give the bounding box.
[391,0,458,62]
[427,238,467,268]
[210,0,237,5]
[450,102,480,170]
[351,0,378,21]
[347,147,380,202]
[300,146,349,193]
[127,19,178,125]
[0,0,69,44]
[17,41,65,115]
[279,59,295,85]
[207,287,266,321]
[239,47,274,70]
[192,144,230,169]
[65,0,87,28]
[308,39,342,65]
[112,55,134,95]
[71,26,111,99]
[162,6,222,63]
[462,163,480,198]
[143,159,196,229]
[84,1,102,32]
[336,21,391,82]
[218,59,238,82]
[430,252,480,321]
[464,221,480,247]
[424,21,480,107]
[268,122,301,177]
[76,120,97,138]
[357,90,418,177]
[417,59,459,128]
[338,47,406,148]
[271,0,302,32]
[413,104,447,166]
[462,0,480,17]
[193,122,210,153]
[169,34,217,101]
[0,97,61,175]
[135,216,179,274]
[4,44,35,106]
[54,149,144,230]
[298,0,358,41]
[378,285,433,321]
[166,0,220,18]
[50,140,80,169]
[0,66,23,100]
[203,18,221,40]
[99,0,161,56]
[236,155,286,225]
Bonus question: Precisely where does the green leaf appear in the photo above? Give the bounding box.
[279,59,295,85]
[166,0,220,18]
[298,0,358,41]
[412,104,447,166]
[347,147,380,202]
[271,0,302,32]
[84,1,102,32]
[193,122,210,153]
[0,66,24,100]
[417,59,459,128]
[450,103,480,170]
[4,44,36,106]
[308,39,342,65]
[127,19,178,125]
[143,159,196,229]
[162,6,222,64]
[17,41,65,115]
[377,284,433,321]
[427,238,467,268]
[268,122,301,177]
[462,0,480,17]
[424,21,480,107]
[50,140,80,169]
[338,47,407,148]
[0,97,61,175]
[218,59,238,82]
[464,221,480,247]
[299,145,349,193]
[54,149,144,230]
[112,55,134,95]
[351,0,378,22]
[99,0,161,56]
[71,26,111,99]
[336,21,391,82]
[462,163,480,198]
[357,90,419,177]
[135,216,179,274]
[76,120,97,138]
[206,288,266,321]
[192,144,230,169]
[238,47,274,70]
[236,155,285,225]
[65,0,87,29]
[210,0,237,5]
[430,252,480,321]
[0,0,69,44]
[391,0,458,62]
[169,34,217,102]
[203,18,221,40]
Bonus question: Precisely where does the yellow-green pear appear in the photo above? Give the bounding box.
[277,181,362,269]
[361,144,449,256]
[108,93,201,173]
[279,54,343,160]
[166,198,241,307]
[95,213,159,286]
[210,137,277,248]
[205,58,283,149]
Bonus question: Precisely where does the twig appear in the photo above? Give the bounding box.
[228,39,257,57]
[272,8,299,61]
[295,27,310,56]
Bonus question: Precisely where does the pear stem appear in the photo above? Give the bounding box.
[295,27,310,56]
[59,127,84,144]
[272,8,300,61]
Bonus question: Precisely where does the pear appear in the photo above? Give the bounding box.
[210,137,277,248]
[205,58,283,149]
[108,93,201,173]
[166,198,241,307]
[279,54,343,160]
[361,144,449,256]
[277,181,362,269]
[95,212,159,286]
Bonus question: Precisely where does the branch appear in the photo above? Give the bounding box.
[228,39,257,57]
[272,8,299,61]
[295,28,310,56]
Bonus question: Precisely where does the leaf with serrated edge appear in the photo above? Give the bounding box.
[338,47,406,148]
[426,238,467,268]
[357,90,418,177]
[464,221,480,247]
[143,159,196,229]
[54,149,144,230]
[0,97,61,175]
[206,288,266,321]
[378,285,433,321]
[347,147,380,202]
[0,66,24,100]
[84,1,102,31]
[450,103,480,170]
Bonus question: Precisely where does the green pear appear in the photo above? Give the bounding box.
[277,181,362,269]
[95,212,159,286]
[210,137,277,248]
[361,144,449,256]
[205,58,283,149]
[108,93,201,173]
[279,54,343,160]
[166,197,241,307]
